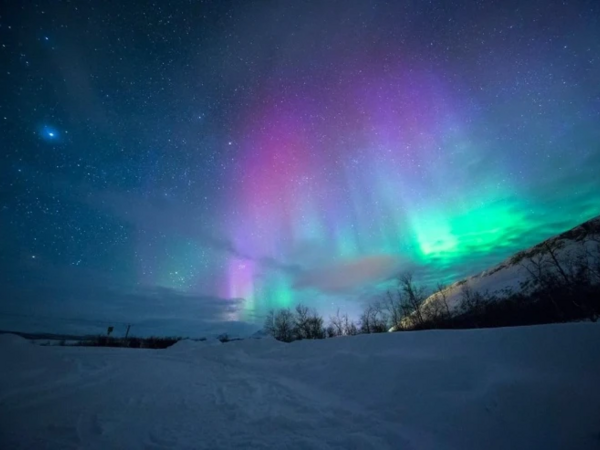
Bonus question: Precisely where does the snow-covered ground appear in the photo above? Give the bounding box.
[1,323,600,450]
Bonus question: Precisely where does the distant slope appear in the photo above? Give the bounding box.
[424,215,600,311]
[249,328,270,339]
[0,330,92,341]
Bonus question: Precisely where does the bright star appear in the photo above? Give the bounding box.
[40,125,59,141]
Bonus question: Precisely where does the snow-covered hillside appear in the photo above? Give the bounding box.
[423,215,600,311]
[1,323,600,449]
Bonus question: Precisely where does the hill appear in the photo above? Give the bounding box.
[423,214,600,312]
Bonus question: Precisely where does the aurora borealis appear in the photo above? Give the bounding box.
[1,0,599,335]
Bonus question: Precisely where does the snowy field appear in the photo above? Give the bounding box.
[1,324,600,450]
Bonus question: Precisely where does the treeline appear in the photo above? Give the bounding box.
[75,336,184,349]
[73,333,242,348]
[263,233,600,342]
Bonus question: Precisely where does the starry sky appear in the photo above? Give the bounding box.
[1,0,599,337]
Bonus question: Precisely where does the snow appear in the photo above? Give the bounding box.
[1,324,600,449]
[166,338,223,354]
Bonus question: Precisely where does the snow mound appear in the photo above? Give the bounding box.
[0,333,31,348]
[203,336,224,345]
[166,338,200,351]
[166,337,224,354]
[0,334,39,362]
[249,328,270,339]
[167,338,216,352]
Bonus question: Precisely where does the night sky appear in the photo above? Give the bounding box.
[1,0,599,337]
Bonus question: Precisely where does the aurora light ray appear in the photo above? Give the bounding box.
[218,60,591,320]
[152,38,599,323]
[5,0,599,334]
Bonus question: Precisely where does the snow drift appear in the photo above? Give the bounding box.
[1,324,600,449]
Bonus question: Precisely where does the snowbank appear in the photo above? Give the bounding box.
[1,323,599,449]
[0,333,41,362]
[0,333,31,347]
[167,338,214,352]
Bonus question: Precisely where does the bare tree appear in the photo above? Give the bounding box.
[291,304,325,340]
[519,237,600,321]
[359,301,388,333]
[344,314,359,336]
[263,310,276,336]
[458,283,499,328]
[294,304,310,340]
[328,309,358,336]
[329,309,344,336]
[519,252,548,291]
[264,308,296,342]
[420,282,452,327]
[358,306,372,334]
[383,290,403,330]
[397,272,426,328]
[523,239,587,290]
[520,249,565,319]
[276,309,296,342]
[435,282,452,318]
[589,234,600,282]
[459,283,486,315]
[325,324,337,338]
[305,314,325,339]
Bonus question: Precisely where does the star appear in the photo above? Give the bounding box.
[40,125,59,141]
